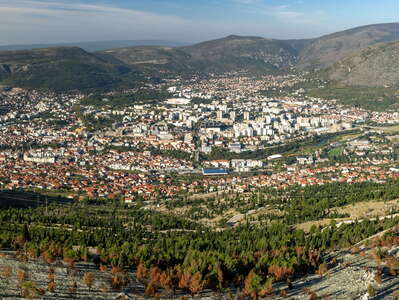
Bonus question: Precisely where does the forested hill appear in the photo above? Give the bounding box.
[2,179,399,297]
[0,47,148,92]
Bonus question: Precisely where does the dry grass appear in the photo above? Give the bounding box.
[297,199,399,231]
[371,125,399,134]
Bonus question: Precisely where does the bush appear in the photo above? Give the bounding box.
[368,284,376,297]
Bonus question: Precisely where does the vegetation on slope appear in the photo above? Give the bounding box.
[307,85,399,111]
[298,22,399,70]
[0,47,147,92]
[2,22,399,93]
[1,201,398,297]
[324,41,399,88]
[81,89,172,108]
[2,178,399,296]
[100,22,399,79]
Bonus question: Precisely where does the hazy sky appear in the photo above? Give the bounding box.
[1,0,399,45]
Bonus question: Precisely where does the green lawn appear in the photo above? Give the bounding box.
[328,147,344,158]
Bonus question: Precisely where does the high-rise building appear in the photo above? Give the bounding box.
[230,111,236,121]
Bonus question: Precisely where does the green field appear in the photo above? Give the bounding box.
[328,147,345,158]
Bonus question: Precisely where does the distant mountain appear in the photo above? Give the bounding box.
[98,35,302,75]
[0,47,146,91]
[178,35,299,73]
[323,40,399,87]
[98,23,399,75]
[1,22,399,91]
[0,40,187,52]
[97,46,193,74]
[298,22,399,70]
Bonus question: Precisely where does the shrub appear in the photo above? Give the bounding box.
[0,266,12,278]
[144,281,156,297]
[48,280,56,293]
[83,272,95,290]
[316,263,328,276]
[21,281,45,299]
[367,284,376,297]
[99,264,107,272]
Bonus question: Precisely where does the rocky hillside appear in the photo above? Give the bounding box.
[98,46,193,74]
[2,22,399,91]
[0,47,146,92]
[100,22,399,76]
[324,41,399,87]
[1,227,399,299]
[99,35,300,75]
[298,22,399,70]
[179,35,298,73]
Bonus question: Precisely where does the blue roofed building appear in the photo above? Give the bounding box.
[202,168,229,176]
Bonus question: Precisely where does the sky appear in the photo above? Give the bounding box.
[0,0,399,46]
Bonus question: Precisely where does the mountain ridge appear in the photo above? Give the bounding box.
[324,40,399,87]
[0,40,187,52]
[297,22,399,70]
[1,22,399,91]
[0,47,146,92]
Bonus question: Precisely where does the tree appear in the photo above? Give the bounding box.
[111,272,129,290]
[41,250,55,264]
[144,281,156,297]
[268,265,293,281]
[136,262,147,281]
[21,281,45,299]
[243,270,263,299]
[0,265,12,279]
[99,264,107,272]
[83,272,95,291]
[68,281,77,295]
[316,263,328,276]
[150,266,162,284]
[367,284,376,297]
[178,270,191,290]
[189,272,204,295]
[17,270,27,283]
[159,270,173,291]
[280,289,287,298]
[48,280,56,293]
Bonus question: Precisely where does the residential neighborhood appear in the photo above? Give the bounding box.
[1,74,399,203]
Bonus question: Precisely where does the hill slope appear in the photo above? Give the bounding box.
[324,40,399,87]
[298,22,399,70]
[98,35,300,75]
[179,35,298,73]
[0,47,145,91]
[100,23,399,75]
[2,22,399,91]
[0,40,186,52]
[98,46,193,74]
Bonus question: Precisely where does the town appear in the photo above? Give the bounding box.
[1,74,399,205]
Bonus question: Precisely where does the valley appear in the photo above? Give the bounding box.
[2,19,399,299]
